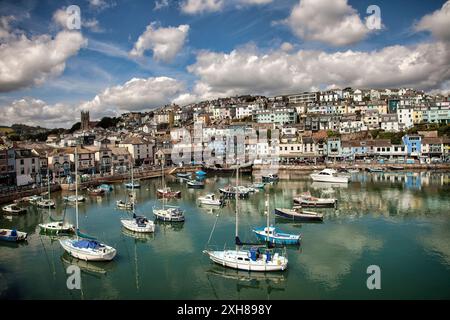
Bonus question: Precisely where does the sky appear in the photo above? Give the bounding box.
[0,0,449,128]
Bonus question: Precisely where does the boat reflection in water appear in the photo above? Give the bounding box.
[60,252,114,276]
[206,265,287,299]
[311,181,348,190]
[121,228,155,243]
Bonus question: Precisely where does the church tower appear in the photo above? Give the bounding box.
[81,111,90,131]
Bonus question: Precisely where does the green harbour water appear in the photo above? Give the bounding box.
[1,171,450,299]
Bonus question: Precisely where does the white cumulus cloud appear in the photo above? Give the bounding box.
[0,26,86,92]
[81,77,187,113]
[129,22,189,63]
[180,0,224,14]
[284,0,371,46]
[184,41,450,100]
[415,1,450,42]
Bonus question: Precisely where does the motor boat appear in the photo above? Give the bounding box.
[39,221,75,234]
[198,194,223,206]
[36,199,56,208]
[310,169,349,183]
[125,181,141,189]
[63,195,86,202]
[187,179,205,189]
[218,186,250,199]
[116,200,134,210]
[262,174,279,182]
[0,229,27,242]
[87,187,105,196]
[153,206,185,222]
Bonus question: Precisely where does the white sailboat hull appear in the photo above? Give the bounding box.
[39,222,74,233]
[120,219,155,233]
[59,239,116,261]
[204,250,288,272]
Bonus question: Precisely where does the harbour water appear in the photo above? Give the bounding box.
[1,171,450,299]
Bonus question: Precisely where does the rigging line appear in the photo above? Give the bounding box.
[38,234,54,280]
[206,211,220,247]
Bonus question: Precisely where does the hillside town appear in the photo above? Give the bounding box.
[1,87,449,190]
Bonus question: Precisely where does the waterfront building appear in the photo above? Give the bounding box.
[119,136,154,166]
[287,92,318,105]
[421,137,444,160]
[253,107,297,125]
[397,107,414,129]
[15,149,40,186]
[326,137,343,160]
[402,134,422,158]
[380,114,403,132]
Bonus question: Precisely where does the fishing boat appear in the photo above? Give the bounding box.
[2,204,27,215]
[253,194,301,245]
[218,186,250,199]
[203,166,288,272]
[63,195,86,202]
[274,207,323,222]
[0,229,27,242]
[367,167,384,173]
[59,147,117,262]
[293,191,337,208]
[347,168,360,173]
[99,184,113,191]
[87,187,105,196]
[187,179,205,189]
[262,174,279,182]
[310,169,349,183]
[198,194,224,206]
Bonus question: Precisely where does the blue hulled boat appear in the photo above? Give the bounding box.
[0,229,27,242]
[253,226,301,245]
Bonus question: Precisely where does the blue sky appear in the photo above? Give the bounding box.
[0,0,449,127]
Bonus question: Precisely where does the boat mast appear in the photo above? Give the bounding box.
[47,151,51,215]
[131,159,135,214]
[75,146,79,237]
[235,165,239,250]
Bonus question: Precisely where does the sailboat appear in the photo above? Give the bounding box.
[40,157,75,234]
[203,165,289,272]
[156,162,181,198]
[153,163,185,222]
[59,147,117,261]
[253,194,301,245]
[125,163,141,189]
[121,167,155,233]
[117,162,136,210]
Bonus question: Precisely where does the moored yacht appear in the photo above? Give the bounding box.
[310,169,349,183]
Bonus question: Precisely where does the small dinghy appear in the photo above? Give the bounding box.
[187,179,205,189]
[293,192,337,208]
[367,167,384,173]
[250,182,265,189]
[253,226,301,245]
[274,207,323,222]
[2,204,27,215]
[198,193,223,206]
[0,229,27,242]
[29,195,43,204]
